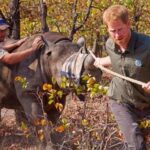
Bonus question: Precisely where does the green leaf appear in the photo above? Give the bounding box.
[52,77,57,85]
[57,90,64,98]
[60,82,67,88]
[82,74,91,81]
[49,94,54,100]
[92,87,99,93]
[94,83,100,88]
[48,99,54,105]
[124,0,133,6]
[87,77,96,85]
[76,86,83,95]
[51,89,57,94]
[61,76,67,82]
[61,118,68,124]
[21,121,28,130]
[90,91,96,98]
[82,119,89,126]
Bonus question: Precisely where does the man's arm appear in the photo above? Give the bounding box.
[0,36,43,64]
[2,37,27,52]
[94,56,111,67]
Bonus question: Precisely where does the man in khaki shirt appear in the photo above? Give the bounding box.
[0,18,43,64]
[94,5,150,150]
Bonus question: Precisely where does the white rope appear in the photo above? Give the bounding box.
[88,49,146,86]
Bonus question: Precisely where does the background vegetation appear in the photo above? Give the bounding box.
[0,0,150,150]
[1,0,150,47]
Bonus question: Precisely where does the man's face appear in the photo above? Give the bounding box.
[0,29,7,42]
[107,19,131,48]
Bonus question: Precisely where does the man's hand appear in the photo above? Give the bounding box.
[142,82,150,94]
[94,58,101,68]
[94,56,111,67]
[31,36,44,51]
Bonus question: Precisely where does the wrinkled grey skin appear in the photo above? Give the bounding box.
[0,32,101,147]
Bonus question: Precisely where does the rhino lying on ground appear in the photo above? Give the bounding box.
[0,32,102,148]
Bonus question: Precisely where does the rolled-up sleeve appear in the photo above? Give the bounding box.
[0,49,8,60]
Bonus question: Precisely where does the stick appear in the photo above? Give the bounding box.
[88,49,146,86]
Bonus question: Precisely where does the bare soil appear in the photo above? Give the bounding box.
[0,109,38,150]
[0,97,119,150]
[1,96,150,150]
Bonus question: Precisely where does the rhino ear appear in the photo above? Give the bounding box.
[78,37,88,54]
[82,42,88,54]
[77,36,85,48]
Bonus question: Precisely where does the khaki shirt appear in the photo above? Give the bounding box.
[106,31,150,109]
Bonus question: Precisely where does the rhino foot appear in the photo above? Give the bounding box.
[46,144,54,150]
[38,141,54,150]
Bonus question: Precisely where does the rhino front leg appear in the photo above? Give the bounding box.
[14,86,53,149]
[16,92,43,122]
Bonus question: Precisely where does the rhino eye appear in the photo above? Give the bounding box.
[46,51,51,56]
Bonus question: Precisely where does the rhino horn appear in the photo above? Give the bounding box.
[83,41,88,54]
[91,39,98,54]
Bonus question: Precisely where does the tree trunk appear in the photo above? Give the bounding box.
[9,0,20,39]
[40,0,49,33]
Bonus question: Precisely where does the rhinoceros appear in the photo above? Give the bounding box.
[0,32,101,148]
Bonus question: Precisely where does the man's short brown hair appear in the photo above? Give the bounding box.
[103,5,129,25]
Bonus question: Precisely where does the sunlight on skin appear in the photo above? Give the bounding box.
[142,82,150,94]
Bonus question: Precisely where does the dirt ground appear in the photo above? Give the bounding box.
[1,97,150,150]
[0,98,119,150]
[0,108,38,150]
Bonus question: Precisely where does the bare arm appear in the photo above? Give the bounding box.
[0,36,44,64]
[94,56,111,67]
[2,37,27,52]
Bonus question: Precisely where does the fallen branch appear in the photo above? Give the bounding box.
[103,129,118,150]
[109,141,125,149]
[88,49,146,86]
